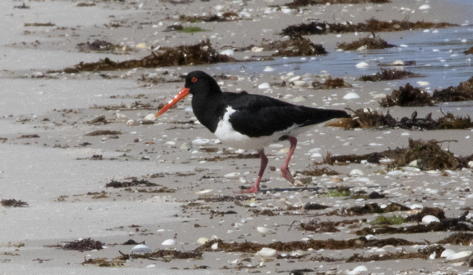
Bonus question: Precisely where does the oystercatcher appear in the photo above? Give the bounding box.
[156,71,349,193]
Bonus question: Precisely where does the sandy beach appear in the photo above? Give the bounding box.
[1,0,473,274]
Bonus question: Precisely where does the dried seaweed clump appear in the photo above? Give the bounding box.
[1,199,29,207]
[77,40,130,54]
[432,76,473,102]
[266,36,327,56]
[179,12,239,22]
[312,77,351,89]
[380,83,433,107]
[329,109,473,130]
[359,69,421,81]
[286,0,389,8]
[63,40,234,73]
[63,238,104,251]
[465,47,473,55]
[338,36,395,51]
[324,139,472,170]
[381,77,473,107]
[281,19,456,36]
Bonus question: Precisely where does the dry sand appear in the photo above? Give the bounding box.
[1,0,473,274]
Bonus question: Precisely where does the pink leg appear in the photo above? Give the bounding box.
[241,150,268,193]
[280,136,297,184]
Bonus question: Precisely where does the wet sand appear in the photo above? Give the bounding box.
[1,0,473,274]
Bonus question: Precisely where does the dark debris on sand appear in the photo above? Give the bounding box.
[77,40,130,54]
[179,12,239,22]
[328,109,473,130]
[381,77,473,106]
[63,238,104,251]
[85,130,122,136]
[281,19,456,36]
[323,139,473,170]
[267,36,327,56]
[338,36,395,50]
[312,77,351,89]
[196,237,418,253]
[359,69,421,81]
[106,177,158,188]
[286,0,389,8]
[329,202,410,216]
[118,250,202,261]
[465,47,473,55]
[62,40,234,73]
[347,245,445,262]
[1,199,29,207]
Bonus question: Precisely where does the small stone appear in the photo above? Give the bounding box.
[258,82,271,90]
[161,239,176,246]
[421,215,440,225]
[256,247,277,258]
[130,244,152,255]
[343,92,360,100]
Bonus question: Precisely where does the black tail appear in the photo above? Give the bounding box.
[301,107,350,126]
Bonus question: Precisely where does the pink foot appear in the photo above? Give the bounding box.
[280,167,295,184]
[239,185,260,194]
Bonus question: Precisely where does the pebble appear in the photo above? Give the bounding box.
[196,237,209,245]
[219,49,235,56]
[211,242,219,250]
[131,244,152,255]
[264,66,274,72]
[419,4,430,10]
[349,169,364,176]
[192,138,210,145]
[144,113,156,121]
[421,215,440,225]
[224,172,241,178]
[446,251,472,262]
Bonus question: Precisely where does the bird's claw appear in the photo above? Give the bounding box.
[239,186,260,194]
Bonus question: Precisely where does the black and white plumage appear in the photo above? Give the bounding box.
[157,71,350,193]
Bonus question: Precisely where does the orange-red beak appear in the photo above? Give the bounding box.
[155,88,190,117]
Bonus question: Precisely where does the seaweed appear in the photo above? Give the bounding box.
[298,167,339,176]
[106,178,158,188]
[324,139,467,170]
[281,19,456,36]
[406,207,446,222]
[286,0,389,8]
[359,69,421,81]
[118,250,202,261]
[347,245,445,262]
[338,36,395,51]
[381,77,473,106]
[77,40,130,54]
[380,83,433,107]
[331,202,410,216]
[465,47,473,55]
[439,232,473,245]
[179,12,239,22]
[300,219,363,232]
[61,40,234,73]
[1,199,29,207]
[266,36,327,56]
[63,238,104,251]
[196,237,418,252]
[312,77,351,89]
[85,130,122,136]
[82,257,124,267]
[329,109,473,130]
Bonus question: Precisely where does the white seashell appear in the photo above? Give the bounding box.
[258,82,271,90]
[263,66,274,72]
[349,169,364,176]
[355,61,369,69]
[224,172,240,179]
[429,252,436,260]
[446,250,472,262]
[288,76,301,82]
[144,113,156,121]
[256,226,270,234]
[126,119,136,126]
[211,242,219,250]
[419,4,430,10]
[136,42,148,49]
[196,237,209,245]
[347,265,368,275]
[196,189,213,195]
[408,160,418,167]
[409,203,423,210]
[365,234,376,241]
[256,247,277,258]
[343,92,360,100]
[161,239,176,246]
[392,60,405,65]
[441,249,456,258]
[421,215,440,225]
[192,138,210,145]
[251,46,264,53]
[131,244,152,254]
[468,161,473,168]
[219,49,235,56]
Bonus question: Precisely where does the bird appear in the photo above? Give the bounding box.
[156,71,350,193]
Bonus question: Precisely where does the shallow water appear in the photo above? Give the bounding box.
[212,25,473,90]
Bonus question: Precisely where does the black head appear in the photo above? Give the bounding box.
[184,71,222,95]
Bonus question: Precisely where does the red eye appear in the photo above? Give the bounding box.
[191,76,198,83]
